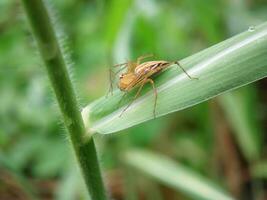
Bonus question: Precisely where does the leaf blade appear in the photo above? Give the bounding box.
[123,150,234,200]
[83,22,267,134]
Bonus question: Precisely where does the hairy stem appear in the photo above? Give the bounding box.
[21,0,107,199]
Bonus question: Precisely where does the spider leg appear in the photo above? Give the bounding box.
[174,61,198,80]
[137,54,154,65]
[119,79,147,117]
[147,78,157,118]
[113,62,128,67]
[127,61,138,73]
[106,63,130,97]
[106,68,114,97]
[117,91,128,108]
[118,74,144,111]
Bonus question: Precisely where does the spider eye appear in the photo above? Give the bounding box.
[119,74,124,79]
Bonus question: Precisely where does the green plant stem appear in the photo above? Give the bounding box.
[21,1,107,199]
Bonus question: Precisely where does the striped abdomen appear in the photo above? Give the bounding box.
[134,61,170,77]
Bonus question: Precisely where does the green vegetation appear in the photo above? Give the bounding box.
[1,0,267,199]
[84,22,267,134]
[21,0,106,199]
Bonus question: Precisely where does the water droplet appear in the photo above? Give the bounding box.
[248,26,255,32]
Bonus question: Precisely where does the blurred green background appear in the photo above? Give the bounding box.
[1,0,267,199]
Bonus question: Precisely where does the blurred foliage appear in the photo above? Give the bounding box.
[0,0,267,199]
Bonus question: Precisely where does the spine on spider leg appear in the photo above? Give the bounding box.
[21,0,107,199]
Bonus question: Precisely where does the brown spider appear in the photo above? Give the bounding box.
[109,54,197,118]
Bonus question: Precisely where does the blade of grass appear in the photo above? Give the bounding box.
[82,22,267,135]
[21,1,106,199]
[218,86,262,162]
[123,149,234,200]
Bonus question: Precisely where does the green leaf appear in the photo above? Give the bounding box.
[82,22,267,135]
[218,86,262,162]
[123,150,234,200]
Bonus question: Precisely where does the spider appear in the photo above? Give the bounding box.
[108,54,197,118]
